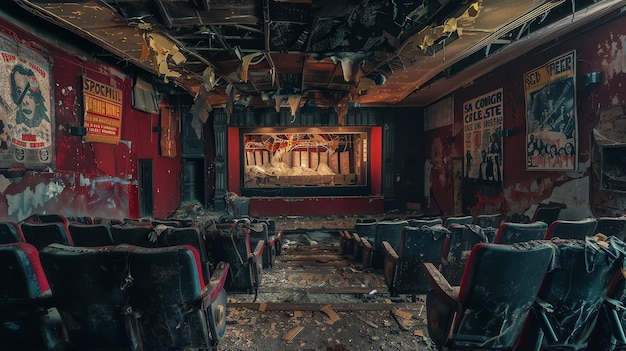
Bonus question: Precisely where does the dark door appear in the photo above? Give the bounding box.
[138,159,153,218]
[182,158,205,206]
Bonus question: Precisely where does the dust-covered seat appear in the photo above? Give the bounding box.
[39,243,138,350]
[0,242,65,351]
[423,241,556,350]
[151,219,182,228]
[587,256,626,351]
[531,205,562,225]
[516,236,626,350]
[20,222,74,250]
[66,216,94,224]
[544,217,598,240]
[493,221,548,244]
[473,213,503,228]
[595,216,626,241]
[205,221,263,294]
[363,219,408,269]
[110,223,157,248]
[382,224,449,300]
[443,215,474,228]
[68,223,114,247]
[439,224,494,286]
[350,217,377,265]
[408,217,443,227]
[159,226,215,284]
[25,214,70,226]
[0,221,25,244]
[114,244,229,350]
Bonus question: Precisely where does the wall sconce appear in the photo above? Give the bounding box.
[69,126,87,136]
[502,128,514,137]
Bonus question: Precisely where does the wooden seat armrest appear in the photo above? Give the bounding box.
[381,241,399,264]
[361,237,373,251]
[252,240,265,259]
[422,262,460,310]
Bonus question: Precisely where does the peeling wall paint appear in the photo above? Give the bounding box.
[425,12,626,219]
[6,181,63,220]
[0,171,132,222]
[0,16,183,222]
[600,33,626,81]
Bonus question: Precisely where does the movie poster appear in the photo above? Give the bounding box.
[0,32,53,169]
[83,76,122,145]
[463,88,503,184]
[524,50,577,170]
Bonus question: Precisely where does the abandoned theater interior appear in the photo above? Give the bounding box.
[2,0,626,350]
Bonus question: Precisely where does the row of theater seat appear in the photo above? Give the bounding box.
[341,213,626,350]
[0,213,284,295]
[345,215,626,297]
[423,235,626,350]
[0,240,230,351]
[0,213,286,350]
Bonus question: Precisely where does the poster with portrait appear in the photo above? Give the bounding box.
[463,88,503,184]
[524,51,577,171]
[0,32,53,169]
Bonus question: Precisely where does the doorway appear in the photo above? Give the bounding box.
[182,158,206,206]
[138,159,153,218]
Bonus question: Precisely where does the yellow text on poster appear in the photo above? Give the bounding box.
[82,76,122,144]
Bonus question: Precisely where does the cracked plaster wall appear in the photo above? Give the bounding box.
[0,16,183,221]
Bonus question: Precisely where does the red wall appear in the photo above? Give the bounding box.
[423,124,455,215]
[0,17,182,221]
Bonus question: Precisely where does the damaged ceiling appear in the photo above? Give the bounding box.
[7,0,625,115]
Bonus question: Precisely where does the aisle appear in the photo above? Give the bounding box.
[220,230,436,351]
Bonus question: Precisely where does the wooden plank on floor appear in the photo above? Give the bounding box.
[230,302,424,312]
[280,255,345,262]
[257,287,387,294]
[282,249,340,255]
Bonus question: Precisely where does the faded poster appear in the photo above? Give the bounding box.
[524,51,577,170]
[0,33,53,169]
[463,88,503,184]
